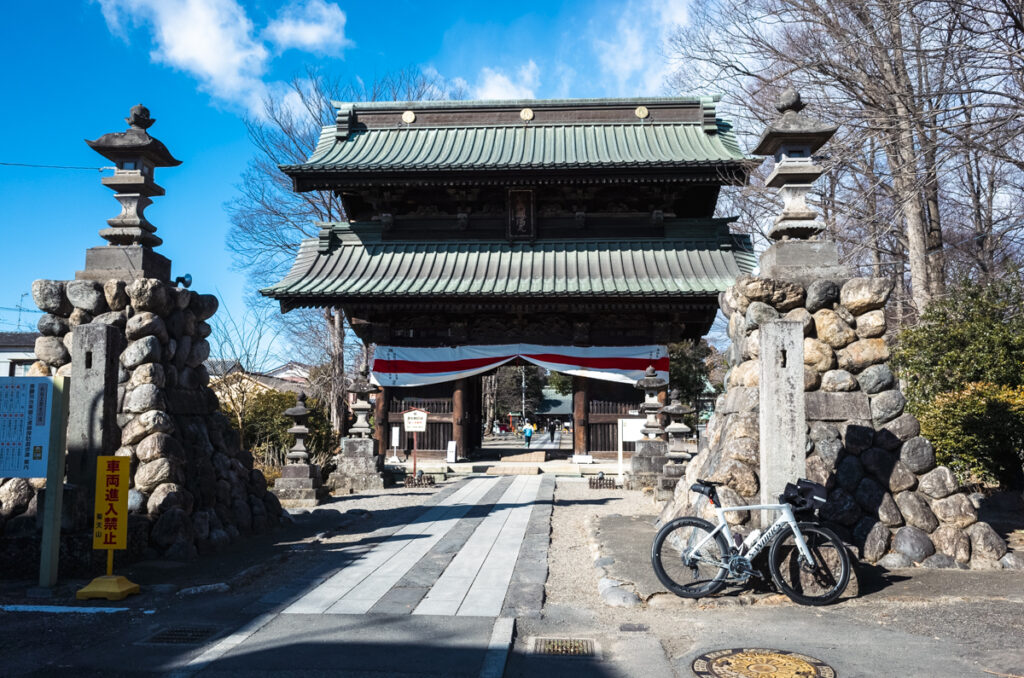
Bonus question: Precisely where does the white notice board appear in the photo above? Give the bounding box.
[0,377,55,478]
[403,409,428,433]
[618,418,646,448]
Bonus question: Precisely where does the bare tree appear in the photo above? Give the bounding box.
[226,67,465,433]
[667,0,1024,317]
[208,301,281,435]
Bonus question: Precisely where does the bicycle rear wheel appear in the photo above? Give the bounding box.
[768,523,851,605]
[651,517,730,599]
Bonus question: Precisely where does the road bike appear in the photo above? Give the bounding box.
[651,478,851,606]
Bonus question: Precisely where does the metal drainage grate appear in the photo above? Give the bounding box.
[142,626,220,645]
[534,638,596,657]
[589,477,617,490]
[405,476,436,488]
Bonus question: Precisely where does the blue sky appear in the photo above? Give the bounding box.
[0,0,691,337]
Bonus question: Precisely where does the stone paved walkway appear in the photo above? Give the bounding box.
[282,475,552,618]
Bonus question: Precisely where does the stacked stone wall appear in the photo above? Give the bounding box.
[0,277,281,571]
[662,273,1015,570]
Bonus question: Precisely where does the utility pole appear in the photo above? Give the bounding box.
[521,363,526,424]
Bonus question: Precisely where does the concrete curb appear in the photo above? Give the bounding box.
[478,617,516,678]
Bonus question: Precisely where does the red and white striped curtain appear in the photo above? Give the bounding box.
[371,344,668,388]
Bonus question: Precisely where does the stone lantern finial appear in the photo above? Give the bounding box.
[635,365,668,438]
[126,104,155,130]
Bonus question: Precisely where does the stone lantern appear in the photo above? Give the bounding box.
[753,89,850,284]
[635,365,668,438]
[662,389,694,461]
[273,392,327,508]
[628,365,670,491]
[327,363,386,495]
[348,364,379,438]
[284,393,311,464]
[80,104,181,282]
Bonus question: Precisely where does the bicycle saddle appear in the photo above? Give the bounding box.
[694,479,723,487]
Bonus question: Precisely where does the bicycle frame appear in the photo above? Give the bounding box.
[685,501,814,564]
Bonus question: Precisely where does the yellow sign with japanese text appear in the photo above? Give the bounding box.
[92,456,129,550]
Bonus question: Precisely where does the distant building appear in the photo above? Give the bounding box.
[263,361,311,382]
[0,332,39,377]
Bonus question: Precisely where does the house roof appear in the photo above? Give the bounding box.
[280,97,753,187]
[261,232,755,306]
[536,388,572,416]
[0,332,40,349]
[205,359,243,377]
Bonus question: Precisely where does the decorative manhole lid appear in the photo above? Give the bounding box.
[140,626,220,645]
[692,648,835,678]
[533,638,596,657]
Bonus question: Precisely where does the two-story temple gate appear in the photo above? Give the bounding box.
[262,96,755,459]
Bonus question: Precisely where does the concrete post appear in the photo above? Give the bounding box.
[65,324,123,527]
[758,320,806,526]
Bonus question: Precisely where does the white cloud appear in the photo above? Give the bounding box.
[98,0,269,112]
[473,60,540,100]
[264,0,353,56]
[591,0,688,96]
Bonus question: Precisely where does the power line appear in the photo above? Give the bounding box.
[0,161,109,171]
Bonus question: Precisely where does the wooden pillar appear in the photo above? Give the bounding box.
[469,375,480,456]
[374,387,389,456]
[572,375,590,454]
[453,377,467,458]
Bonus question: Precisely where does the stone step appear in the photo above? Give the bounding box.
[486,465,541,476]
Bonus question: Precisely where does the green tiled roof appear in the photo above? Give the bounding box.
[261,236,755,303]
[285,123,746,174]
[280,97,749,178]
[280,122,745,175]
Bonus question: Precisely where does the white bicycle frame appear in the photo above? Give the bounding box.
[685,500,814,565]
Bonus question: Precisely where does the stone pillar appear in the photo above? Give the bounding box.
[572,376,589,455]
[758,320,806,524]
[65,323,124,526]
[452,377,466,458]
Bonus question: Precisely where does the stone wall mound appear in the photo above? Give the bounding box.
[0,278,282,572]
[662,274,1016,571]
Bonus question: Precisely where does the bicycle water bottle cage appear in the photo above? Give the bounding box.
[691,480,722,506]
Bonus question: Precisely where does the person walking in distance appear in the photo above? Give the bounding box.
[548,420,557,442]
[523,421,534,448]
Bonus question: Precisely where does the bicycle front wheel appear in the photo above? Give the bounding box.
[768,523,851,606]
[651,517,730,599]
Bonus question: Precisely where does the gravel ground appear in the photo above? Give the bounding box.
[539,476,1024,677]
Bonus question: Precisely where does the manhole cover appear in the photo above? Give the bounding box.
[533,638,596,657]
[141,626,220,645]
[692,648,835,678]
